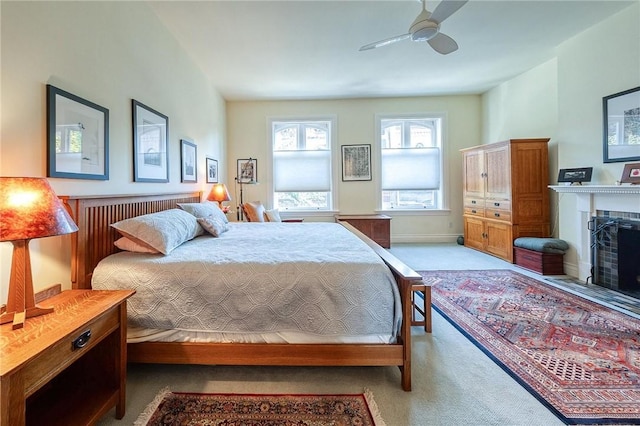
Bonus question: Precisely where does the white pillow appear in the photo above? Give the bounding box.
[111,209,200,255]
[264,209,282,222]
[197,215,229,237]
[178,201,229,224]
[114,237,160,254]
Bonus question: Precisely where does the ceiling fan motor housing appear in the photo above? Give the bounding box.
[409,11,440,41]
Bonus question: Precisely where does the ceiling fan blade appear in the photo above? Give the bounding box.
[427,32,459,55]
[359,33,411,51]
[430,0,468,23]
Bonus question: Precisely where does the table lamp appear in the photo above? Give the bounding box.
[0,177,78,329]
[207,183,231,212]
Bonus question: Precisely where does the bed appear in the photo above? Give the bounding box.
[60,191,427,391]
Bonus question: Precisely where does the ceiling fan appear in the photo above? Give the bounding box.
[359,0,468,55]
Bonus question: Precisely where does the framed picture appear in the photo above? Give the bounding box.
[557,167,593,184]
[603,86,640,163]
[237,158,257,183]
[46,84,109,180]
[180,139,197,183]
[206,157,218,183]
[620,162,640,184]
[342,144,371,181]
[132,100,169,182]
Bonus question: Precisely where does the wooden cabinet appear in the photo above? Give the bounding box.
[0,290,135,426]
[461,138,550,262]
[335,214,391,248]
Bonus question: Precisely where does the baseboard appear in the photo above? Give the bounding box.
[391,234,461,244]
[562,262,579,279]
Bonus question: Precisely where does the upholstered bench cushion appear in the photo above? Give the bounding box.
[513,237,569,254]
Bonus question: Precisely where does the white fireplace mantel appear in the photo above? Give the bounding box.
[549,185,640,280]
[549,184,640,195]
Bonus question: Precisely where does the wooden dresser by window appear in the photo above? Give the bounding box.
[460,138,550,262]
[335,214,392,248]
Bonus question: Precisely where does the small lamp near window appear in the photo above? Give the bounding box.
[0,177,78,329]
[207,183,231,213]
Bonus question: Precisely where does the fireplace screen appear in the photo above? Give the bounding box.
[590,216,640,298]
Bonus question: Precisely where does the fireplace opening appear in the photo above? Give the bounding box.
[618,228,640,294]
[590,216,640,299]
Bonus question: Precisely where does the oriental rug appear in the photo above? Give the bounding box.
[420,270,640,425]
[135,387,385,426]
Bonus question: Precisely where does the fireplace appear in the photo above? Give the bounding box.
[590,212,640,298]
[549,184,640,283]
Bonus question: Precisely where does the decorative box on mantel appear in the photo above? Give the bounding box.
[549,185,640,281]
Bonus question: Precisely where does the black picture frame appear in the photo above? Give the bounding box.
[46,84,109,180]
[132,100,169,183]
[206,157,218,184]
[237,158,257,183]
[341,144,371,181]
[180,139,197,183]
[603,86,640,163]
[620,162,640,184]
[557,167,593,184]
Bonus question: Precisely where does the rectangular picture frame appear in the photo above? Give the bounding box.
[557,167,593,184]
[180,139,197,183]
[132,100,169,182]
[603,86,640,163]
[342,144,371,181]
[206,157,218,183]
[46,84,109,180]
[237,158,257,183]
[620,162,640,184]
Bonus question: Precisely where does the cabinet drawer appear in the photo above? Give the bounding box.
[22,306,120,397]
[485,209,511,221]
[464,206,485,217]
[464,198,485,208]
[485,200,511,210]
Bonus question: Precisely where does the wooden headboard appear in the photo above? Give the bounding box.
[60,191,202,289]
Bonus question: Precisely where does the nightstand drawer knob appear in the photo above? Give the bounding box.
[72,330,92,350]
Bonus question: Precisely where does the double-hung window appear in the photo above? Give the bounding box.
[378,114,444,210]
[270,118,335,211]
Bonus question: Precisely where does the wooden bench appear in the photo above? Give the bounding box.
[513,237,568,275]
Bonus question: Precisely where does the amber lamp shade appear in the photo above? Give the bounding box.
[0,177,78,329]
[207,183,231,207]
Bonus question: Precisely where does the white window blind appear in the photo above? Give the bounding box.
[273,150,331,192]
[381,147,440,190]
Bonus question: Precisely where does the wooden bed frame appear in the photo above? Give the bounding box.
[60,191,426,391]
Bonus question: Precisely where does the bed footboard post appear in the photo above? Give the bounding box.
[399,277,413,391]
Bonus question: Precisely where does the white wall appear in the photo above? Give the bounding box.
[0,2,226,302]
[481,2,640,277]
[555,2,640,276]
[226,96,481,242]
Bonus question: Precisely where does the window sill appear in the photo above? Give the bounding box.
[375,209,451,216]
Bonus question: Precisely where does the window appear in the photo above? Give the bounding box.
[378,115,443,210]
[271,118,334,211]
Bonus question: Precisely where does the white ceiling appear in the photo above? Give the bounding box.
[149,0,635,101]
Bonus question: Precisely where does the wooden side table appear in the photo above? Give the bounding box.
[0,289,135,426]
[335,214,392,248]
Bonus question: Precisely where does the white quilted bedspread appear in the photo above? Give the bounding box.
[92,222,401,340]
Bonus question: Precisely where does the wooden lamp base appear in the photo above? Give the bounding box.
[0,240,54,330]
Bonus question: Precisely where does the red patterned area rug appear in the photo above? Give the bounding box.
[420,270,640,425]
[135,387,385,426]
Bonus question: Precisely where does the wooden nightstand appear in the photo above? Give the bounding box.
[0,289,135,426]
